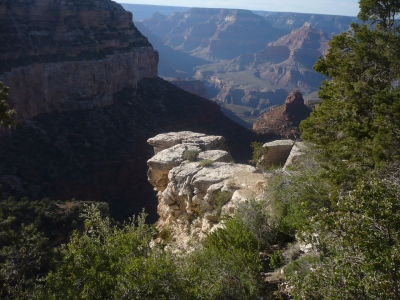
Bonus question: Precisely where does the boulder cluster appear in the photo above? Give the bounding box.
[146,131,305,248]
[147,131,267,247]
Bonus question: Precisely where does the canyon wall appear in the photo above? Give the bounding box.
[0,78,273,221]
[0,0,158,122]
[169,77,208,99]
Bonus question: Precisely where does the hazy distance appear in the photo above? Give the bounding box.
[116,0,359,16]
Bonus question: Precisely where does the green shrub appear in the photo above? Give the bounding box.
[185,217,263,299]
[226,181,239,190]
[266,151,337,235]
[182,149,199,162]
[199,159,214,167]
[213,190,232,217]
[235,200,293,251]
[158,226,172,243]
[269,250,285,270]
[191,202,205,216]
[42,205,191,299]
[249,142,269,168]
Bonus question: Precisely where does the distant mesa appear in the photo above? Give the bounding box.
[260,11,358,37]
[123,5,359,127]
[252,90,311,138]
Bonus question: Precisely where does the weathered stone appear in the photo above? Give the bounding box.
[183,135,226,151]
[198,150,233,163]
[169,204,180,210]
[262,140,294,168]
[147,144,201,171]
[283,142,307,169]
[147,132,206,154]
[146,131,271,248]
[147,168,169,191]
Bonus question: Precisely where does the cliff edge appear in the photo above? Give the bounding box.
[146,131,306,248]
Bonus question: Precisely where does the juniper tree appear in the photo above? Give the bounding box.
[285,1,400,298]
[300,0,400,184]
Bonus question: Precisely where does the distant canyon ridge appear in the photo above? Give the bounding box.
[122,4,358,126]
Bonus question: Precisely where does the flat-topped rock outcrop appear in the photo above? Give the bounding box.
[147,131,267,248]
[147,131,226,154]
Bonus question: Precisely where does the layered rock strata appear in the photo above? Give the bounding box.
[0,0,158,123]
[147,131,267,247]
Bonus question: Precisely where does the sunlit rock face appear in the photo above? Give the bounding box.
[147,131,268,249]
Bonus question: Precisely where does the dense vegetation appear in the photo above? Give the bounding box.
[281,0,400,298]
[1,0,400,299]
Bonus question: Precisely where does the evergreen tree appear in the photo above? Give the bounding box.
[301,0,400,184]
[285,1,400,298]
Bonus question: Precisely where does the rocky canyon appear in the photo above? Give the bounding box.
[0,0,275,221]
[126,5,357,126]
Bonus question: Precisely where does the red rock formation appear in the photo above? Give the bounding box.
[285,90,307,113]
[169,77,209,99]
[0,0,158,123]
[253,90,311,138]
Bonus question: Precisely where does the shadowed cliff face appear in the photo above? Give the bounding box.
[0,78,275,221]
[0,0,158,123]
[169,77,209,98]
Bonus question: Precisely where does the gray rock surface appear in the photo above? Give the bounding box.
[262,140,294,168]
[146,131,267,249]
[283,142,307,169]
